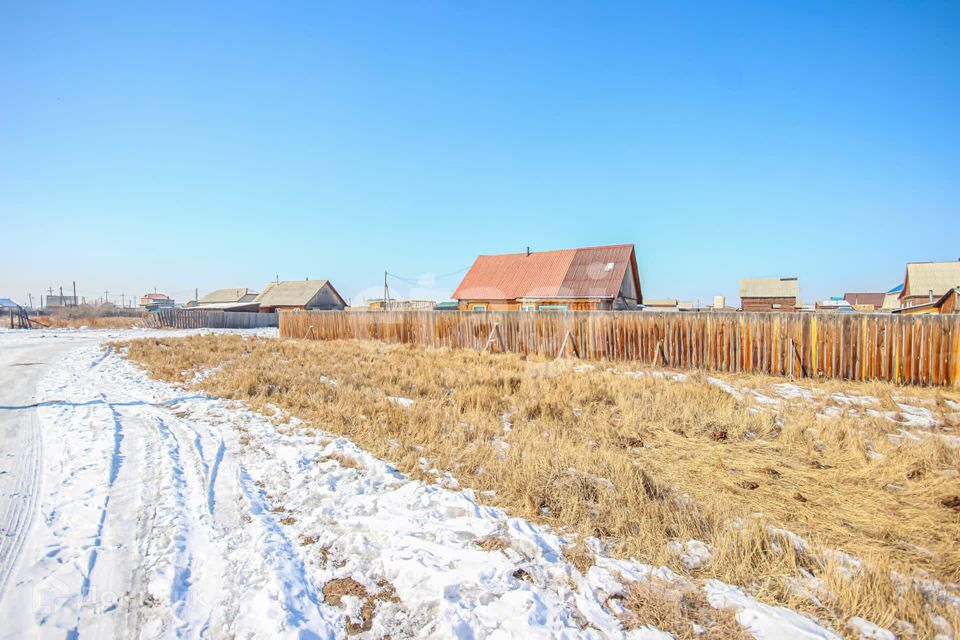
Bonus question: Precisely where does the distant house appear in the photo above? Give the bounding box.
[0,298,20,310]
[642,299,694,312]
[254,280,347,313]
[140,293,175,311]
[193,288,260,312]
[366,299,435,311]
[45,295,78,308]
[893,287,959,315]
[881,284,903,310]
[843,292,886,312]
[739,277,799,312]
[452,244,642,311]
[899,261,960,308]
[815,297,854,312]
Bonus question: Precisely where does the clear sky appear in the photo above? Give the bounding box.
[2,1,957,307]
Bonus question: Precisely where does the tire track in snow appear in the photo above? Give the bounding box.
[0,402,42,601]
[68,396,125,638]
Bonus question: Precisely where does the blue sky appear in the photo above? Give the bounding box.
[2,1,957,307]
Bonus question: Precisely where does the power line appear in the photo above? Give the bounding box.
[386,265,470,285]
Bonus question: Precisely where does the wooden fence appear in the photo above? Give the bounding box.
[148,309,279,329]
[280,310,960,387]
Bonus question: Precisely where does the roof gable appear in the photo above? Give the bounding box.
[452,244,637,301]
[843,292,885,307]
[739,277,799,299]
[199,288,251,304]
[903,262,960,298]
[255,280,345,308]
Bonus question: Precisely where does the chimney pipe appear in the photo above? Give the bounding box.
[929,289,934,302]
[526,246,531,257]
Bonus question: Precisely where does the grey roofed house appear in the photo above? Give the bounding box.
[198,288,258,305]
[739,277,800,299]
[254,280,347,312]
[0,298,20,309]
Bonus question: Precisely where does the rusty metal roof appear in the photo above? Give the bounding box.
[453,244,637,301]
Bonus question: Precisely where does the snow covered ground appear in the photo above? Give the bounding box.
[0,329,842,639]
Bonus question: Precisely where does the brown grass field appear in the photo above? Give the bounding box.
[35,315,144,329]
[118,334,960,638]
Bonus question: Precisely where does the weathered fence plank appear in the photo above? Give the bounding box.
[279,310,960,387]
[147,309,279,329]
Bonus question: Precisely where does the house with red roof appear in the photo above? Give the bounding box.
[452,244,642,311]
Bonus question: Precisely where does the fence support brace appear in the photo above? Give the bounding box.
[483,323,505,353]
[554,330,580,361]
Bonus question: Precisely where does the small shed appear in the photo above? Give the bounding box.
[738,277,799,312]
[255,280,347,313]
[899,262,960,308]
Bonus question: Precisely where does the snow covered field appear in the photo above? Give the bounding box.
[0,329,851,638]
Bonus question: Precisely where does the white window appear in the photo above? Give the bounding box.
[520,305,535,311]
[604,262,614,271]
[471,304,487,312]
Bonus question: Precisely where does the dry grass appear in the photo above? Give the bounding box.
[118,335,960,637]
[322,577,399,635]
[623,577,748,639]
[36,315,144,329]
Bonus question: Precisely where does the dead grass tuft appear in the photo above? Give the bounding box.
[475,535,511,553]
[36,315,144,329]
[322,577,399,635]
[564,540,596,575]
[623,578,748,640]
[323,452,363,470]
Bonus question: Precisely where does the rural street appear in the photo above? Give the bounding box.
[0,332,99,605]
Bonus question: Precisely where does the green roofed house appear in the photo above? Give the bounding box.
[254,280,347,313]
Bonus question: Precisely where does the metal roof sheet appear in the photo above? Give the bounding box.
[739,277,800,299]
[254,280,339,307]
[198,288,251,304]
[453,244,636,301]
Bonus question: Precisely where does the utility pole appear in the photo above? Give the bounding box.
[59,286,64,305]
[104,290,110,306]
[73,281,77,307]
[121,293,125,308]
[28,293,33,309]
[195,288,199,305]
[383,271,390,311]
